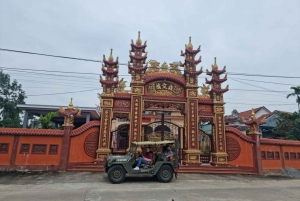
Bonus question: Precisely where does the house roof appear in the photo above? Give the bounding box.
[225,106,270,120]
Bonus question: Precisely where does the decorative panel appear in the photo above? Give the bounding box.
[290,152,296,160]
[261,151,266,160]
[284,152,289,160]
[188,100,198,149]
[267,151,274,160]
[146,81,184,97]
[100,108,112,148]
[20,144,30,154]
[49,145,58,155]
[84,132,99,158]
[226,136,241,161]
[0,143,9,154]
[32,144,47,154]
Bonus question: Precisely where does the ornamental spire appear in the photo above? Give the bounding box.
[212,57,218,69]
[108,49,114,62]
[68,98,73,109]
[136,31,142,45]
[187,36,193,50]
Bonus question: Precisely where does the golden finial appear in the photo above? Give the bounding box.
[136,31,142,45]
[223,66,226,71]
[224,74,227,79]
[200,66,203,71]
[199,55,202,61]
[250,108,256,120]
[108,49,114,62]
[197,45,201,51]
[187,36,193,50]
[68,98,73,110]
[212,57,218,69]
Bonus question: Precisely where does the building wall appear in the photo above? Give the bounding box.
[255,108,270,118]
[0,135,15,165]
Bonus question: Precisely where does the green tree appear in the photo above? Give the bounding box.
[0,70,26,128]
[273,112,300,140]
[287,86,300,113]
[38,112,58,129]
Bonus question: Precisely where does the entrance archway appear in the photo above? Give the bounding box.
[199,128,212,163]
[111,124,129,153]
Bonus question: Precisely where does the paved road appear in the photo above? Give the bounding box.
[0,172,299,201]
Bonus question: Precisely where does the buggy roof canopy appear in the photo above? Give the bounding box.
[131,141,175,145]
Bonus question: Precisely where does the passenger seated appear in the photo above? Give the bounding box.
[133,147,153,170]
[157,144,173,161]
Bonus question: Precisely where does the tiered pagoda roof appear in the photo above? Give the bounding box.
[180,37,203,86]
[128,31,148,83]
[100,49,119,94]
[205,57,228,99]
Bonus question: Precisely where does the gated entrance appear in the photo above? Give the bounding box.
[111,124,129,154]
[199,128,212,163]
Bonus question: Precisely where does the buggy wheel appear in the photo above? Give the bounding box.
[107,165,126,184]
[157,165,174,183]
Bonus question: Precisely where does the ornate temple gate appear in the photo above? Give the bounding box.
[96,32,230,167]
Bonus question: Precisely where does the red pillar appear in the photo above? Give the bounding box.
[249,133,263,175]
[59,126,73,171]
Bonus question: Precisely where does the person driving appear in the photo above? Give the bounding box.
[134,147,153,170]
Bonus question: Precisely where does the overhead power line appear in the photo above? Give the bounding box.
[1,48,300,78]
[26,88,100,96]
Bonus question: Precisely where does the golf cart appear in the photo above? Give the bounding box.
[104,140,179,184]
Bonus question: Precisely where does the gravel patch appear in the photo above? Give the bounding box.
[282,168,300,178]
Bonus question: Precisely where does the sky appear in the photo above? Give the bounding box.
[0,0,299,115]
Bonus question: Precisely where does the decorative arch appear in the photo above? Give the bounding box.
[144,73,186,87]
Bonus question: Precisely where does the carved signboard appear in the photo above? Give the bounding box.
[146,81,183,97]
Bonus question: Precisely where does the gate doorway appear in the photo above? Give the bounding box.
[111,124,129,154]
[199,128,212,163]
[143,121,183,162]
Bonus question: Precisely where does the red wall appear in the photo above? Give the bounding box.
[69,127,99,163]
[15,136,62,166]
[282,145,300,169]
[260,144,282,170]
[0,135,14,165]
[226,133,254,167]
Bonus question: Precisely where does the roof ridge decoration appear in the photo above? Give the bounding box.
[58,98,81,127]
[145,60,160,75]
[169,62,183,77]
[116,77,130,93]
[198,84,210,98]
[160,62,168,72]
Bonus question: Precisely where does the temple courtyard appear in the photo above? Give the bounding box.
[0,172,299,201]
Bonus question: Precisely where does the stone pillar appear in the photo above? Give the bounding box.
[183,96,202,165]
[96,104,113,161]
[210,105,229,166]
[22,110,28,128]
[58,98,81,171]
[86,113,91,123]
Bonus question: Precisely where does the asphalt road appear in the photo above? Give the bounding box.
[0,172,299,201]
